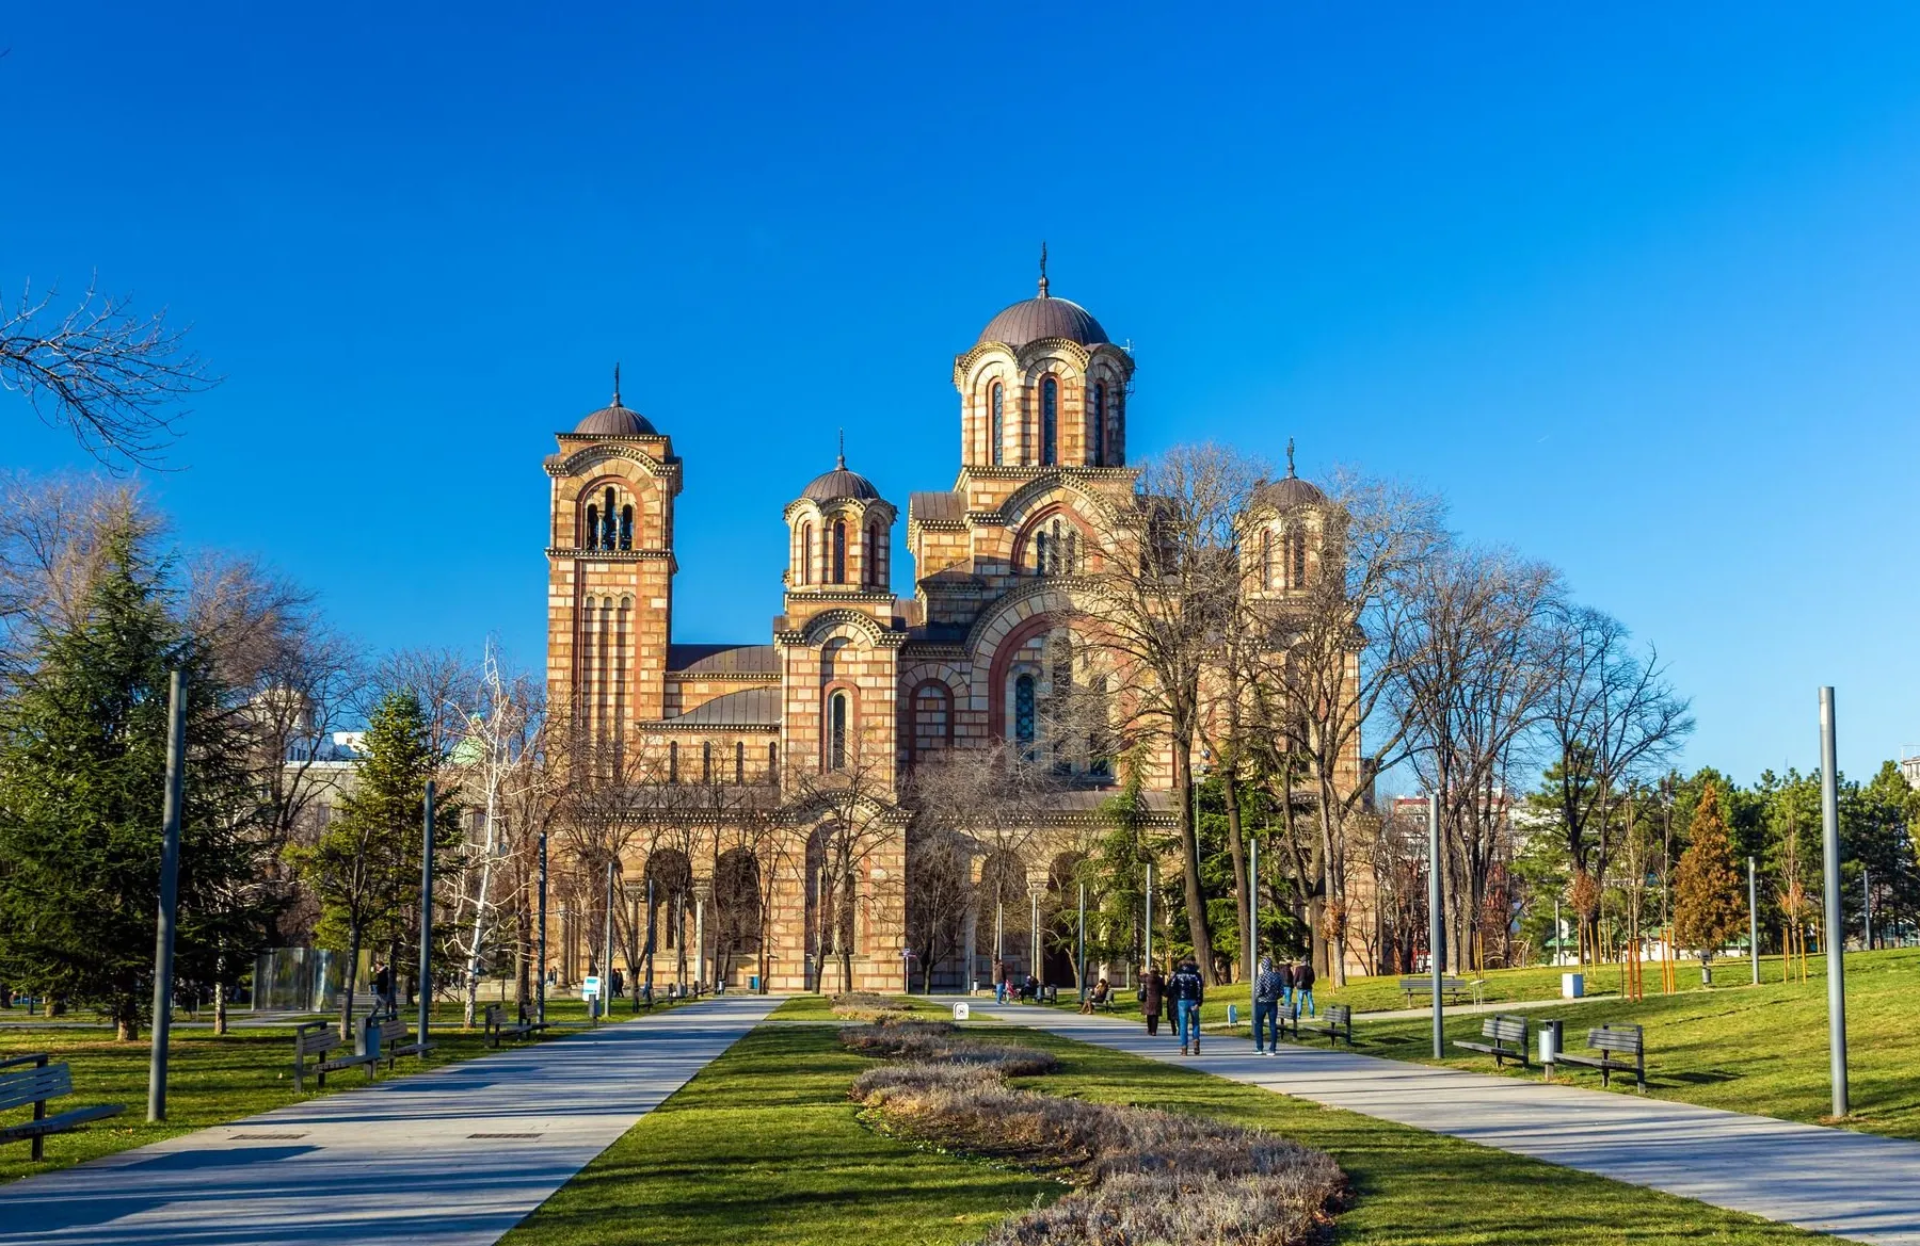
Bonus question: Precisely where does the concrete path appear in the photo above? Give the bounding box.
[982,1004,1920,1246]
[0,994,778,1246]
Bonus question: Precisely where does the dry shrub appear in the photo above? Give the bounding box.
[981,1170,1338,1246]
[840,1022,1059,1077]
[831,992,910,1023]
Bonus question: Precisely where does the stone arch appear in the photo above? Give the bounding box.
[976,848,1033,980]
[1044,851,1088,987]
[554,443,672,481]
[643,848,695,986]
[711,847,762,987]
[800,608,893,647]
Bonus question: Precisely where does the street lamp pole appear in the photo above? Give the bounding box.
[147,667,187,1123]
[1144,860,1154,972]
[1428,792,1444,1059]
[1249,836,1260,981]
[536,830,549,1026]
[1076,883,1087,1000]
[418,780,436,1047]
[1748,856,1760,986]
[1818,687,1849,1118]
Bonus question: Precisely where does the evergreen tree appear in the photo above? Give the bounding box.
[289,688,456,1037]
[1672,781,1745,982]
[0,528,276,1039]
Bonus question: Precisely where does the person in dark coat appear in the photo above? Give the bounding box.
[1251,956,1285,1054]
[1276,958,1295,1010]
[1293,958,1317,1018]
[1141,965,1166,1035]
[1168,959,1206,1055]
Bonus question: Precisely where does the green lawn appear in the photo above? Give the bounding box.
[506,1021,1829,1246]
[768,993,955,1020]
[0,994,683,1185]
[1335,947,1920,1139]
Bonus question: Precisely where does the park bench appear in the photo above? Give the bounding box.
[1300,1003,1354,1047]
[485,1002,547,1048]
[293,1018,381,1092]
[1399,976,1485,1007]
[1552,1022,1646,1092]
[1453,1013,1530,1068]
[373,1011,434,1069]
[0,1054,124,1160]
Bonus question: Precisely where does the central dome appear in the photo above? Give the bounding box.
[802,454,881,503]
[976,293,1109,349]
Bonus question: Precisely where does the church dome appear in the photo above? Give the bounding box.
[1257,443,1326,508]
[572,367,657,436]
[802,454,882,503]
[976,293,1109,349]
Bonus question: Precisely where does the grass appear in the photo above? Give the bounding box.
[506,1020,1832,1246]
[1332,946,1920,1139]
[500,1024,1058,1246]
[0,994,686,1185]
[769,992,956,1020]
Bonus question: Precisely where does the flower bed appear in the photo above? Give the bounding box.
[843,1032,1344,1245]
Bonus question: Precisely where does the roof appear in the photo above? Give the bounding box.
[976,291,1109,349]
[572,401,657,437]
[1256,475,1327,509]
[670,686,781,727]
[910,491,965,523]
[667,644,779,677]
[802,454,883,503]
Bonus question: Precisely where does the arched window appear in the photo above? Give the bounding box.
[990,382,1004,467]
[701,740,712,783]
[799,523,813,585]
[735,740,745,784]
[668,740,679,783]
[865,523,881,589]
[828,692,849,771]
[619,505,633,551]
[1066,528,1078,574]
[767,741,779,783]
[1291,530,1308,588]
[1013,674,1037,760]
[1092,383,1106,465]
[1041,377,1058,467]
[1034,529,1048,575]
[1262,529,1274,589]
[602,488,618,551]
[832,521,847,584]
[585,503,600,550]
[911,682,951,762]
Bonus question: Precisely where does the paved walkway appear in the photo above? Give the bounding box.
[0,994,778,1246]
[982,1004,1920,1246]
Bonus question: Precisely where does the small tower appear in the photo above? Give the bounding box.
[1245,438,1327,601]
[544,373,682,763]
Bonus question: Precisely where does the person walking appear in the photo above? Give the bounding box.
[1168,958,1206,1055]
[372,961,395,1014]
[995,972,1009,1005]
[1140,964,1166,1036]
[1251,956,1284,1055]
[1276,958,1295,1011]
[1293,957,1316,1018]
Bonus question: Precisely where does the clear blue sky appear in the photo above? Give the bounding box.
[7,4,1918,784]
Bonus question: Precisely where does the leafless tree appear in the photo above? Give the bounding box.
[1244,470,1447,984]
[3,277,217,470]
[1395,546,1564,973]
[781,748,904,993]
[371,647,480,762]
[1077,443,1266,983]
[0,473,156,688]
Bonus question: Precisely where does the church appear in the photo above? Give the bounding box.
[542,268,1350,993]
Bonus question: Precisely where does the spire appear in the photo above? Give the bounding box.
[837,427,846,470]
[1037,240,1050,298]
[1286,437,1297,479]
[612,362,622,407]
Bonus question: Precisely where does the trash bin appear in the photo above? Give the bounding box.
[749,975,760,992]
[1560,972,1584,999]
[1538,1017,1562,1071]
[360,1014,382,1061]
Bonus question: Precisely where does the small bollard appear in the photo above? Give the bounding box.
[953,1002,971,1022]
[1227,1003,1239,1027]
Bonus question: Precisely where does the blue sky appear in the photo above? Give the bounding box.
[6,4,1918,784]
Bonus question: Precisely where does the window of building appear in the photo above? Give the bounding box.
[799,522,813,585]
[828,692,849,770]
[1034,529,1048,575]
[1014,673,1037,760]
[619,505,633,551]
[702,740,712,783]
[1262,529,1274,589]
[1041,377,1058,466]
[832,521,847,584]
[585,503,599,549]
[735,740,745,784]
[865,523,881,589]
[668,740,679,783]
[1092,382,1106,464]
[911,682,950,762]
[768,741,779,782]
[990,382,1004,466]
[1291,530,1308,588]
[602,487,619,550]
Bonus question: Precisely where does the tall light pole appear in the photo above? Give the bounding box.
[1076,883,1087,999]
[1030,888,1041,987]
[1248,836,1260,981]
[1144,860,1154,972]
[1819,687,1849,1118]
[418,780,436,1046]
[600,858,616,1020]
[1428,793,1444,1059]
[1748,856,1760,986]
[1862,869,1871,951]
[536,830,549,1025]
[147,667,187,1123]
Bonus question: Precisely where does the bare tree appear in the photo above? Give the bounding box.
[3,277,216,470]
[0,474,156,688]
[1245,471,1447,984]
[1078,444,1265,983]
[1395,546,1564,973]
[781,748,904,993]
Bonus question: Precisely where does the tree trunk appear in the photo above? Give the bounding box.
[341,926,363,1041]
[213,981,228,1036]
[1221,763,1249,980]
[1173,740,1217,983]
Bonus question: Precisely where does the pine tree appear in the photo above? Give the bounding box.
[1672,781,1745,982]
[290,689,457,1037]
[0,528,276,1039]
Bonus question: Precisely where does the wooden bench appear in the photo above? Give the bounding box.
[1399,976,1485,1007]
[1552,1023,1646,1092]
[1300,1003,1354,1046]
[484,1003,546,1049]
[293,1018,380,1092]
[0,1054,124,1160]
[373,1011,434,1068]
[1454,1013,1530,1068]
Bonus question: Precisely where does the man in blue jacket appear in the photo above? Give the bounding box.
[1252,956,1285,1055]
[1168,958,1206,1055]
